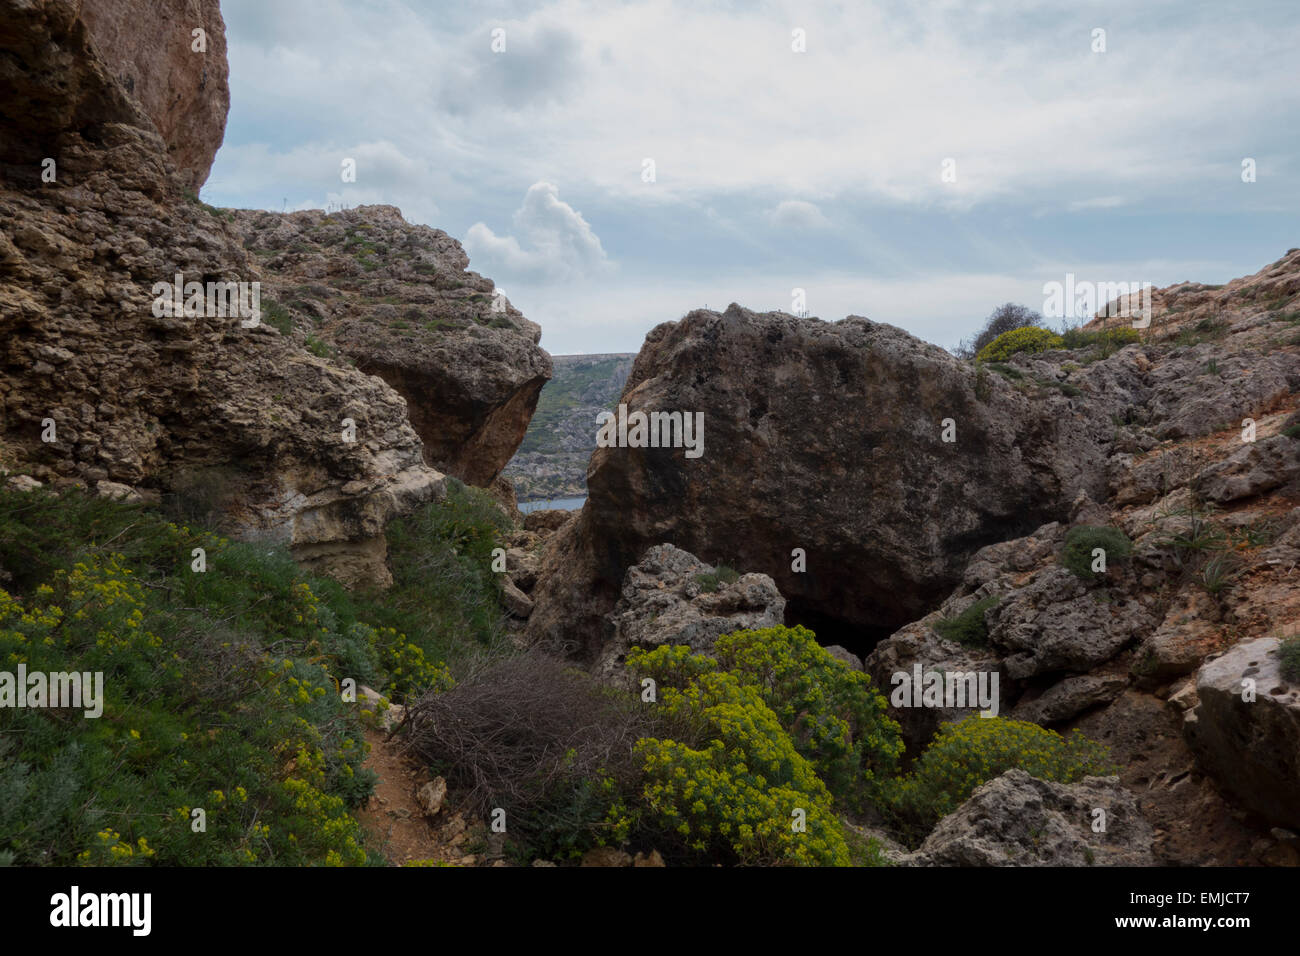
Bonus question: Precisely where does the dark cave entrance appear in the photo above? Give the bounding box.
[784,601,896,660]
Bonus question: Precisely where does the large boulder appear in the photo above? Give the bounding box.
[905,769,1155,866]
[81,0,230,190]
[1185,638,1300,828]
[0,0,441,587]
[985,567,1154,679]
[528,306,1114,659]
[229,206,553,488]
[597,543,785,678]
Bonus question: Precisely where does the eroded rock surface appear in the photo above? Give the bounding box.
[0,0,441,587]
[905,769,1155,867]
[529,306,1116,658]
[229,206,552,487]
[80,0,230,190]
[1185,638,1300,829]
[597,543,785,678]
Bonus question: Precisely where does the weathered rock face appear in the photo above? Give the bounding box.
[0,0,441,587]
[528,306,1115,659]
[904,769,1155,867]
[1185,638,1300,829]
[229,207,552,487]
[596,543,785,678]
[80,0,230,191]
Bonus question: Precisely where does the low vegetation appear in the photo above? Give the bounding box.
[934,596,999,646]
[880,717,1117,843]
[0,482,508,866]
[976,326,1064,362]
[1061,525,1133,581]
[693,565,740,593]
[1278,637,1300,683]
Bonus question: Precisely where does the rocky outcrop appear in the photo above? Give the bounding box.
[0,0,441,587]
[528,306,1116,658]
[905,769,1155,866]
[987,568,1155,679]
[1185,638,1300,828]
[229,206,552,488]
[596,543,785,678]
[80,0,230,190]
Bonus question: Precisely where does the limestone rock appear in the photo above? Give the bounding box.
[865,616,1007,752]
[1012,674,1128,725]
[81,0,230,190]
[986,568,1153,679]
[1192,435,1300,504]
[596,544,785,678]
[501,578,535,619]
[905,769,1155,867]
[823,645,864,672]
[0,0,446,588]
[580,847,631,867]
[523,509,575,535]
[529,307,1115,657]
[416,778,447,819]
[228,206,552,487]
[1185,638,1300,828]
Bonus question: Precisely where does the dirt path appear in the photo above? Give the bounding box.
[356,725,483,866]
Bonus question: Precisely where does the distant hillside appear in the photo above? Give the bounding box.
[504,353,635,500]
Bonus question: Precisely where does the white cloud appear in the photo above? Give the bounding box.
[766,200,831,231]
[1068,196,1127,212]
[465,182,609,282]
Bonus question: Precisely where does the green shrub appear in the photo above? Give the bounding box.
[1059,326,1141,352]
[632,627,904,808]
[304,334,333,358]
[0,484,500,866]
[955,303,1044,360]
[1278,637,1300,683]
[933,596,999,647]
[629,670,851,866]
[693,565,740,593]
[881,717,1116,842]
[262,299,293,335]
[976,326,1064,362]
[1061,525,1132,581]
[0,541,377,866]
[371,479,513,672]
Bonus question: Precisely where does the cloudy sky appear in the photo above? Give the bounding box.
[205,0,1300,356]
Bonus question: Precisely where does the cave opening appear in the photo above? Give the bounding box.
[784,601,896,661]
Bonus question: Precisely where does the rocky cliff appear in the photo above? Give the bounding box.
[525,253,1299,863]
[79,0,230,191]
[0,0,539,588]
[527,306,1118,658]
[228,206,552,488]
